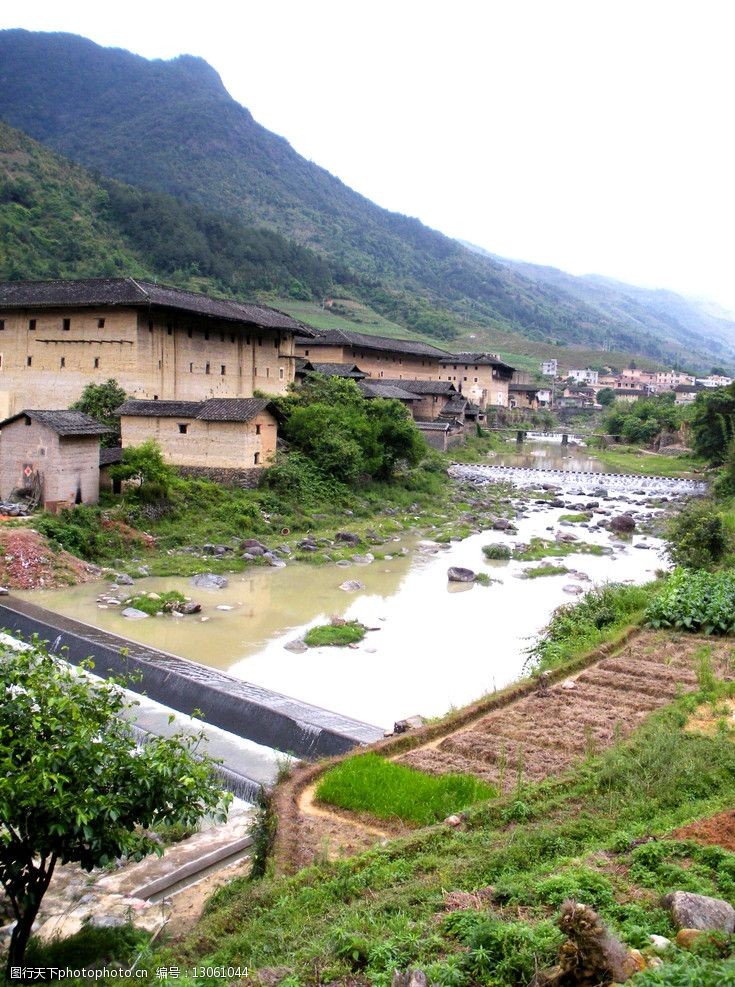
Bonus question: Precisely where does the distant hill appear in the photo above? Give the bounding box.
[0,28,733,370]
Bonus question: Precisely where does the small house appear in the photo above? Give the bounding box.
[0,409,108,510]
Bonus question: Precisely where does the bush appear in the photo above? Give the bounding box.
[646,568,735,634]
[666,501,729,570]
[34,507,130,562]
[315,753,495,825]
[304,621,367,647]
[482,544,511,560]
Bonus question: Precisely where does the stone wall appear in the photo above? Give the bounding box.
[175,465,265,488]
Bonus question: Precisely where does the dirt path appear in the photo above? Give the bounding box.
[287,631,730,869]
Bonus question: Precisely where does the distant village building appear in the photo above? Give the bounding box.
[541,359,558,376]
[437,353,514,409]
[655,370,695,390]
[294,359,367,384]
[116,398,281,482]
[674,384,702,405]
[696,374,733,388]
[295,328,449,381]
[613,387,647,404]
[0,278,311,418]
[357,380,421,412]
[414,420,465,452]
[378,379,459,420]
[508,382,541,410]
[0,409,108,510]
[569,368,599,386]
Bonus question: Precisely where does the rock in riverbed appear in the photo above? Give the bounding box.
[190,573,228,589]
[448,566,475,583]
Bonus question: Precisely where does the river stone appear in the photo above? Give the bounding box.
[115,573,134,586]
[563,584,584,594]
[492,518,512,530]
[216,604,234,611]
[190,573,229,589]
[120,607,148,620]
[173,601,202,615]
[268,558,287,568]
[662,892,735,932]
[284,639,308,654]
[244,545,266,556]
[610,513,636,534]
[242,538,268,551]
[339,579,365,592]
[335,531,361,545]
[448,566,475,583]
[352,553,374,565]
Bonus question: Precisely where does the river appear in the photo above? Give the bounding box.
[21,444,691,731]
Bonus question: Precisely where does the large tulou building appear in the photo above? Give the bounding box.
[0,278,311,418]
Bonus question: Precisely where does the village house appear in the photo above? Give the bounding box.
[655,370,695,390]
[294,358,367,383]
[674,384,703,405]
[697,374,733,388]
[613,387,647,403]
[508,382,541,410]
[415,420,465,452]
[0,278,312,418]
[541,359,558,376]
[569,368,599,386]
[0,409,108,510]
[437,353,515,409]
[116,397,281,481]
[377,379,459,421]
[295,328,450,381]
[357,380,422,413]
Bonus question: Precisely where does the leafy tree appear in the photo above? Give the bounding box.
[0,638,229,971]
[597,387,616,406]
[109,439,178,496]
[691,383,735,464]
[70,379,128,447]
[666,501,729,570]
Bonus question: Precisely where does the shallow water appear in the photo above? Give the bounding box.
[23,494,669,730]
[490,436,606,472]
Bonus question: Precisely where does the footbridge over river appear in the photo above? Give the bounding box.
[450,463,708,497]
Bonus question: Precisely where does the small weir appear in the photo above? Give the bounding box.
[450,463,708,497]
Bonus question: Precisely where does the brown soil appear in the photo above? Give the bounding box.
[672,810,735,852]
[0,527,99,589]
[273,631,732,872]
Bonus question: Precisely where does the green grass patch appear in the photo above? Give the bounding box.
[594,445,704,478]
[482,543,512,560]
[25,923,148,970]
[315,752,496,825]
[559,512,591,523]
[524,564,569,579]
[304,621,367,647]
[514,536,605,561]
[121,590,187,615]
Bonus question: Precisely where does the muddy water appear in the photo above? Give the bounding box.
[23,492,668,731]
[490,435,607,472]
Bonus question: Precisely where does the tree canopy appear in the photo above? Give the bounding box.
[0,638,229,969]
[70,378,128,447]
[691,382,735,465]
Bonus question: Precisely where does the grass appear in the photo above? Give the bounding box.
[594,444,704,478]
[135,674,735,985]
[514,536,605,561]
[25,923,148,970]
[304,621,367,647]
[482,543,512,560]
[121,589,187,615]
[315,752,496,825]
[523,564,569,579]
[559,512,591,523]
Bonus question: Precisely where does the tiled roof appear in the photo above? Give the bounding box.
[379,378,457,395]
[306,362,367,379]
[99,447,123,466]
[116,400,202,418]
[0,409,109,436]
[0,278,314,335]
[116,397,277,424]
[439,352,515,372]
[415,421,453,431]
[509,382,540,392]
[359,382,421,400]
[297,328,451,358]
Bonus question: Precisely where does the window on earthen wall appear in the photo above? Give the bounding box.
[62,318,70,331]
[279,367,284,380]
[98,318,105,329]
[253,452,260,465]
[255,423,261,435]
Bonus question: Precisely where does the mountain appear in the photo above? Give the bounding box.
[0,121,334,299]
[0,28,733,370]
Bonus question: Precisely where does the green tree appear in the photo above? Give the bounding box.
[666,500,729,570]
[691,382,735,465]
[597,387,616,406]
[70,379,128,448]
[109,439,177,496]
[0,638,229,971]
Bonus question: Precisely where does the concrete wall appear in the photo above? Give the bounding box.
[0,417,100,506]
[120,412,278,469]
[0,306,295,415]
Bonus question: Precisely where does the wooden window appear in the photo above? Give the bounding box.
[28,319,36,330]
[178,423,188,434]
[60,357,66,368]
[304,349,309,356]
[253,452,260,465]
[221,365,226,376]
[94,357,100,369]
[255,423,261,435]
[98,318,105,329]
[62,318,71,331]
[26,356,32,367]
[205,362,210,375]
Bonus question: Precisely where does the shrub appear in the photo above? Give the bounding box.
[666,501,729,570]
[482,544,511,560]
[524,564,569,579]
[646,568,735,634]
[315,753,495,825]
[458,917,563,985]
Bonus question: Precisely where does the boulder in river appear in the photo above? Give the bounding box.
[492,518,512,530]
[448,566,475,583]
[120,607,148,620]
[352,553,374,565]
[610,513,636,534]
[339,579,365,592]
[115,573,134,586]
[173,601,202,615]
[190,573,229,589]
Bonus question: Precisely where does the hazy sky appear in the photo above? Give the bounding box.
[2,1,734,310]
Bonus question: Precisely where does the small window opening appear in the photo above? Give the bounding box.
[304,349,309,356]
[167,324,173,336]
[255,423,261,435]
[230,334,236,343]
[220,332,225,342]
[178,423,188,434]
[94,357,100,369]
[148,320,154,332]
[279,367,284,380]
[62,318,71,331]
[60,357,66,368]
[204,331,209,341]
[28,319,36,331]
[26,356,32,367]
[246,335,251,345]
[98,318,105,329]
[0,320,4,331]
[253,452,260,465]
[24,415,31,425]
[187,328,192,338]
[265,367,270,378]
[220,365,226,376]
[257,337,262,347]
[189,362,193,373]
[205,362,210,375]
[153,395,159,400]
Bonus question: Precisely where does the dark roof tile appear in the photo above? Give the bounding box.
[0,409,109,436]
[297,328,451,358]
